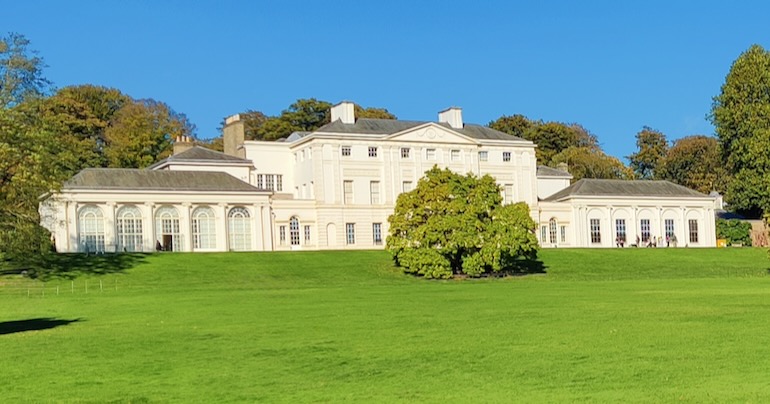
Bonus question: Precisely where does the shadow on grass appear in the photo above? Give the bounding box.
[0,317,82,335]
[0,253,149,281]
[508,258,547,276]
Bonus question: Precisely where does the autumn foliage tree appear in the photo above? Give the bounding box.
[386,167,539,279]
[657,135,727,194]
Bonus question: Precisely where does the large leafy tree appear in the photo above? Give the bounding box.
[0,33,52,108]
[386,167,539,279]
[105,99,195,168]
[627,126,668,180]
[657,135,727,194]
[551,147,634,181]
[710,44,770,215]
[489,115,599,164]
[0,108,62,264]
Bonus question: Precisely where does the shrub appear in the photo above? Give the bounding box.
[716,218,752,246]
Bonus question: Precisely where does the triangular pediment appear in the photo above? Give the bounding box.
[384,123,480,145]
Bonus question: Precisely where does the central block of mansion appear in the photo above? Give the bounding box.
[41,102,718,252]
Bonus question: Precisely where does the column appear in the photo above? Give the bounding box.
[181,202,192,252]
[106,202,117,252]
[217,203,228,252]
[143,202,155,252]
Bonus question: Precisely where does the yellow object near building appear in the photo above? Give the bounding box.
[717,239,728,248]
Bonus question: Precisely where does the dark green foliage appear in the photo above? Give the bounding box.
[628,126,668,180]
[710,44,770,215]
[386,167,539,278]
[715,219,752,246]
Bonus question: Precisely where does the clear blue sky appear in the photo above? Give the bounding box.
[6,0,768,161]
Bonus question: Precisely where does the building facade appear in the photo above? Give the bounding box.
[41,101,718,252]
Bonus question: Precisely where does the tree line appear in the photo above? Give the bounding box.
[2,31,770,265]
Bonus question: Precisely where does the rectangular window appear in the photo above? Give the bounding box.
[479,151,488,161]
[503,151,511,162]
[540,225,547,242]
[590,218,601,244]
[451,149,460,161]
[276,175,283,192]
[368,146,378,157]
[426,148,436,160]
[641,219,651,243]
[401,148,410,158]
[689,219,698,243]
[346,223,356,245]
[370,181,380,204]
[665,219,675,239]
[279,226,286,245]
[373,223,382,245]
[341,146,351,156]
[615,219,626,243]
[402,181,413,193]
[343,180,353,204]
[257,174,264,189]
[549,220,557,244]
[266,175,275,191]
[560,225,566,243]
[503,184,513,204]
[304,225,311,243]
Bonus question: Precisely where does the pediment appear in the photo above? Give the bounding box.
[384,123,479,145]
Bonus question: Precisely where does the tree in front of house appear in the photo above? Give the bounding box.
[386,167,539,279]
[711,44,770,216]
[628,126,668,180]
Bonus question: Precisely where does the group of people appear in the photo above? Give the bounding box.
[615,234,678,248]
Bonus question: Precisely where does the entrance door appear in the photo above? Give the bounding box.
[163,234,174,251]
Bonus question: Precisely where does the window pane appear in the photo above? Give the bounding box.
[590,219,601,244]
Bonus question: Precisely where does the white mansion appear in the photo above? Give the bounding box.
[41,101,718,253]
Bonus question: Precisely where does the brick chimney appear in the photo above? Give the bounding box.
[330,101,355,124]
[438,107,463,129]
[173,135,194,155]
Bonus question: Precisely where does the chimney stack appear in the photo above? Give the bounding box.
[330,101,355,124]
[556,162,569,173]
[173,135,194,155]
[223,114,245,157]
[438,107,463,129]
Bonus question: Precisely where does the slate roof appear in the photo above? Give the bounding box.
[315,118,527,141]
[63,168,264,192]
[148,146,252,169]
[543,179,710,201]
[537,165,572,178]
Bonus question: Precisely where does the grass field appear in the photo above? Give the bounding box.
[2,248,770,402]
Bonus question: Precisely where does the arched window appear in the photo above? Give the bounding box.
[78,205,105,253]
[155,206,181,251]
[228,207,251,251]
[192,206,216,250]
[117,206,143,252]
[549,218,557,244]
[289,216,300,246]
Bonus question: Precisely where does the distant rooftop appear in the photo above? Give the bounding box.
[543,179,710,201]
[314,118,527,142]
[148,146,252,169]
[64,168,265,192]
[537,165,572,178]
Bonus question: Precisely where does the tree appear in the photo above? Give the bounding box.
[489,116,599,164]
[386,167,539,279]
[628,126,668,179]
[0,108,61,265]
[551,147,634,181]
[657,135,728,194]
[488,114,535,139]
[104,99,196,168]
[716,219,752,246]
[711,44,770,215]
[0,33,52,109]
[355,105,397,120]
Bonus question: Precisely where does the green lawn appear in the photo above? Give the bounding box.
[2,248,770,402]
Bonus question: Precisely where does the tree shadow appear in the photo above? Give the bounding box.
[0,317,83,335]
[505,258,548,276]
[1,253,149,281]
